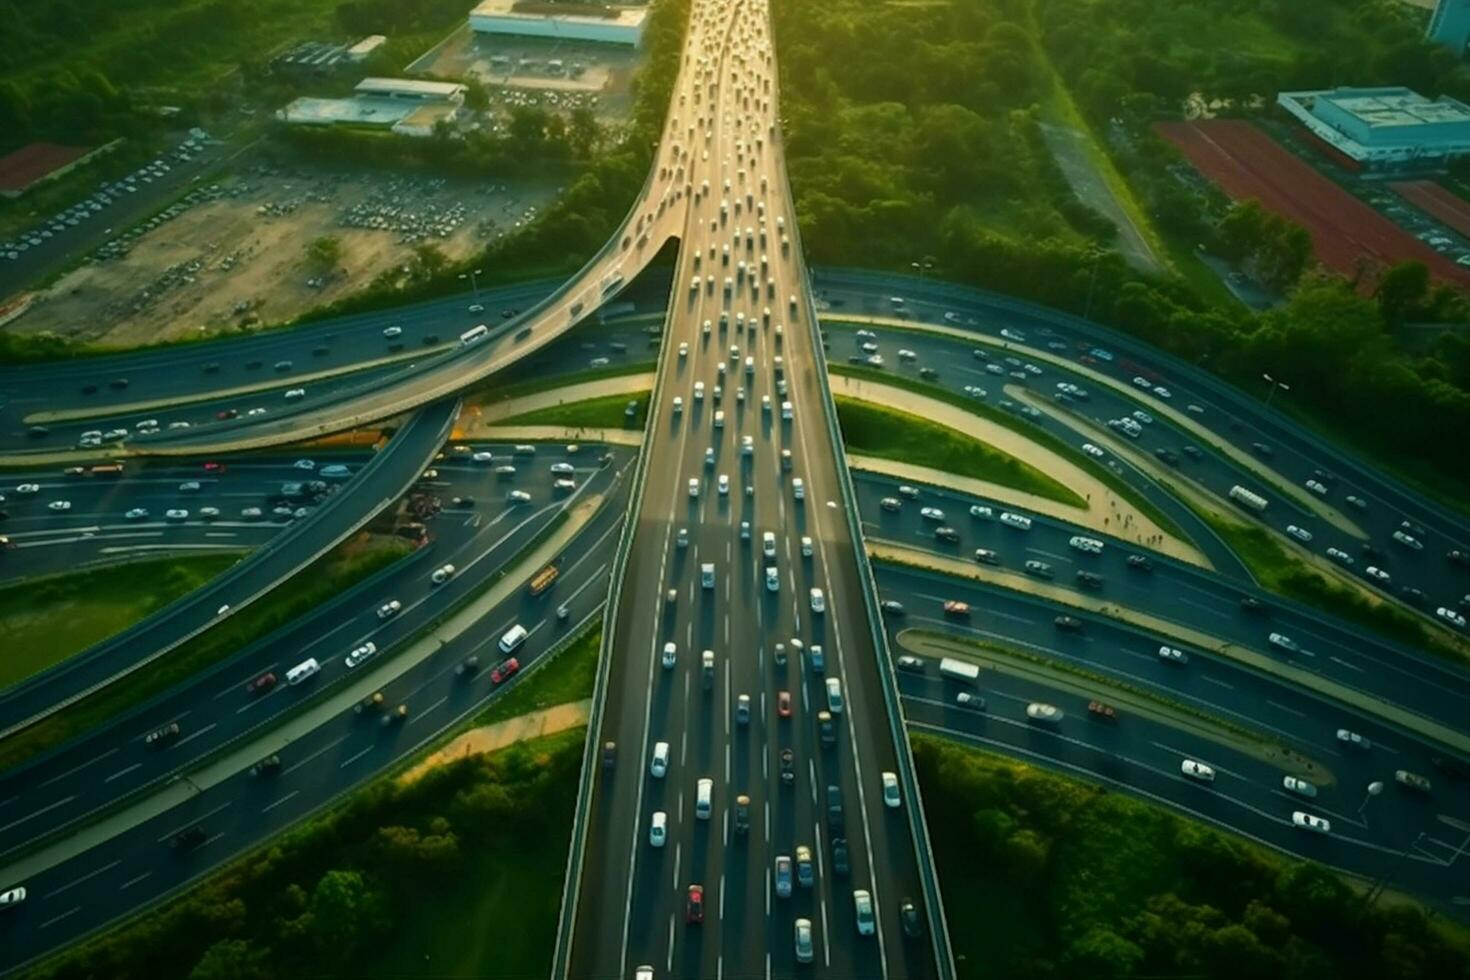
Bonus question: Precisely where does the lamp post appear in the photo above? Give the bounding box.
[459,268,483,298]
[1263,372,1290,407]
[1357,780,1384,823]
[910,259,934,280]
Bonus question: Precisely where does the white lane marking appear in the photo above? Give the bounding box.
[262,790,300,813]
[104,763,142,784]
[44,859,121,899]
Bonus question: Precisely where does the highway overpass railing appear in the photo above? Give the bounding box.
[0,398,458,740]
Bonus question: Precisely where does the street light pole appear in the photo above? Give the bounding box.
[1263,372,1290,407]
[1357,780,1384,824]
[459,268,484,298]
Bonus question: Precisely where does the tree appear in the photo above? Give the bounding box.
[190,938,275,980]
[307,869,385,956]
[1064,926,1145,976]
[1374,261,1429,329]
[305,236,342,274]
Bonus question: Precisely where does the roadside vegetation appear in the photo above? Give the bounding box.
[914,735,1470,980]
[0,555,238,690]
[775,0,1470,504]
[30,730,583,980]
[472,622,600,728]
[1195,511,1466,665]
[0,534,411,770]
[500,391,651,431]
[837,396,1084,508]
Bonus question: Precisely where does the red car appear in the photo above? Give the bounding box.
[777,690,792,718]
[491,657,521,684]
[246,672,277,696]
[686,884,704,924]
[203,461,225,472]
[215,409,239,420]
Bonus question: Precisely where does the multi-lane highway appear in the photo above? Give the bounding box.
[560,0,946,975]
[0,443,635,971]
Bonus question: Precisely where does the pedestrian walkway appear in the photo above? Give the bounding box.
[398,699,591,785]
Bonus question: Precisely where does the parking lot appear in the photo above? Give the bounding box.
[7,164,559,346]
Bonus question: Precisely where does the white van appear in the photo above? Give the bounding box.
[650,741,670,778]
[286,658,320,686]
[701,562,715,589]
[695,777,713,819]
[498,624,528,654]
[1068,535,1103,554]
[825,678,844,715]
[999,512,1032,530]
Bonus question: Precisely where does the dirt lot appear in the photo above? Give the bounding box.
[11,164,559,346]
[1155,119,1470,290]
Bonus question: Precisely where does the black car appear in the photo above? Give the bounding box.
[899,899,924,939]
[918,367,938,380]
[109,377,130,389]
[250,755,281,777]
[1153,448,1180,466]
[456,655,480,678]
[1448,550,1470,569]
[1433,755,1470,781]
[602,741,617,769]
[934,526,960,543]
[1181,445,1202,459]
[80,383,97,394]
[831,837,850,877]
[1239,596,1266,614]
[1127,554,1154,572]
[145,722,181,748]
[1075,570,1104,589]
[779,748,795,785]
[451,496,476,508]
[172,826,207,852]
[1054,615,1083,632]
[1361,543,1386,561]
[973,548,1000,565]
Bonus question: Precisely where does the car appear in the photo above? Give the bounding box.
[14,484,38,494]
[881,600,906,616]
[881,771,901,808]
[934,526,960,543]
[431,563,456,584]
[383,325,403,338]
[1081,443,1104,459]
[956,691,986,710]
[661,641,677,669]
[718,473,730,495]
[1181,759,1216,782]
[165,508,188,521]
[1305,479,1327,496]
[1395,769,1433,793]
[1337,729,1371,751]
[919,506,945,522]
[48,500,71,512]
[1365,565,1390,583]
[491,658,521,684]
[794,918,814,963]
[1392,530,1423,551]
[1267,632,1299,653]
[688,478,700,498]
[880,497,902,512]
[896,655,925,673]
[777,689,793,717]
[1285,525,1313,544]
[853,889,876,936]
[241,507,263,519]
[649,811,667,848]
[0,885,26,909]
[178,480,201,492]
[1283,776,1318,798]
[686,884,704,924]
[1054,615,1082,631]
[246,672,277,696]
[1157,645,1188,664]
[1025,558,1055,579]
[1026,702,1063,724]
[775,855,794,897]
[250,754,281,777]
[1437,607,1467,628]
[1292,812,1331,835]
[145,722,181,747]
[943,600,970,619]
[1127,554,1154,572]
[345,641,377,668]
[507,490,531,503]
[1075,570,1104,589]
[809,587,826,613]
[1326,547,1354,566]
[172,826,208,852]
[1345,494,1367,510]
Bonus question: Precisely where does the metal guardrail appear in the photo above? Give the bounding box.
[0,399,459,740]
[790,248,958,975]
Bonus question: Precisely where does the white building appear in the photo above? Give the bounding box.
[469,0,647,47]
[346,35,388,62]
[354,77,467,103]
[1277,86,1470,170]
[278,78,464,137]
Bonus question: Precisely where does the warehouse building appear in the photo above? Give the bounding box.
[1277,86,1470,171]
[469,0,647,47]
[354,78,467,103]
[278,78,465,137]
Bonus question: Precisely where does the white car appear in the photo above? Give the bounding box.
[293,459,316,471]
[0,885,25,909]
[507,490,531,503]
[919,507,945,522]
[689,478,700,498]
[1081,443,1104,459]
[383,325,403,338]
[853,889,875,936]
[1292,811,1331,835]
[801,536,813,557]
[198,506,220,519]
[179,481,201,492]
[649,811,667,847]
[662,642,678,669]
[1157,645,1188,664]
[1305,479,1327,496]
[1153,386,1172,399]
[15,484,39,494]
[49,500,72,512]
[881,771,901,809]
[1181,759,1215,783]
[809,587,826,614]
[165,509,188,521]
[694,381,705,401]
[679,342,689,357]
[1285,525,1313,543]
[431,563,456,585]
[472,451,494,463]
[794,917,814,963]
[284,388,306,401]
[650,742,670,778]
[345,641,377,668]
[1326,547,1354,566]
[1267,632,1300,653]
[765,566,780,593]
[550,462,574,475]
[1132,410,1153,424]
[672,396,684,415]
[1365,566,1390,583]
[718,473,730,495]
[377,600,402,619]
[1283,776,1318,798]
[1438,607,1467,629]
[125,507,149,520]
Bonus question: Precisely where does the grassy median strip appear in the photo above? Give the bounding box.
[0,555,240,691]
[911,735,1470,979]
[1196,509,1466,666]
[469,361,656,407]
[834,395,1084,508]
[499,391,651,431]
[831,362,1190,540]
[28,729,584,980]
[473,622,602,729]
[0,535,413,771]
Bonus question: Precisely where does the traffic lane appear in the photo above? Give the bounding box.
[853,472,1470,722]
[896,665,1451,862]
[0,448,629,856]
[0,400,457,740]
[0,490,627,975]
[899,700,1468,918]
[872,565,1470,812]
[0,279,563,412]
[815,271,1470,578]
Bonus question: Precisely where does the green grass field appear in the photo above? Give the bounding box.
[0,536,412,770]
[500,391,651,431]
[0,555,239,690]
[832,393,1083,510]
[474,623,601,727]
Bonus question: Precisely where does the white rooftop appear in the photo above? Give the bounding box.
[355,77,467,99]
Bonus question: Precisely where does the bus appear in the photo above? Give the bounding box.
[89,463,125,477]
[939,658,980,684]
[459,324,489,346]
[529,564,559,596]
[1228,485,1268,513]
